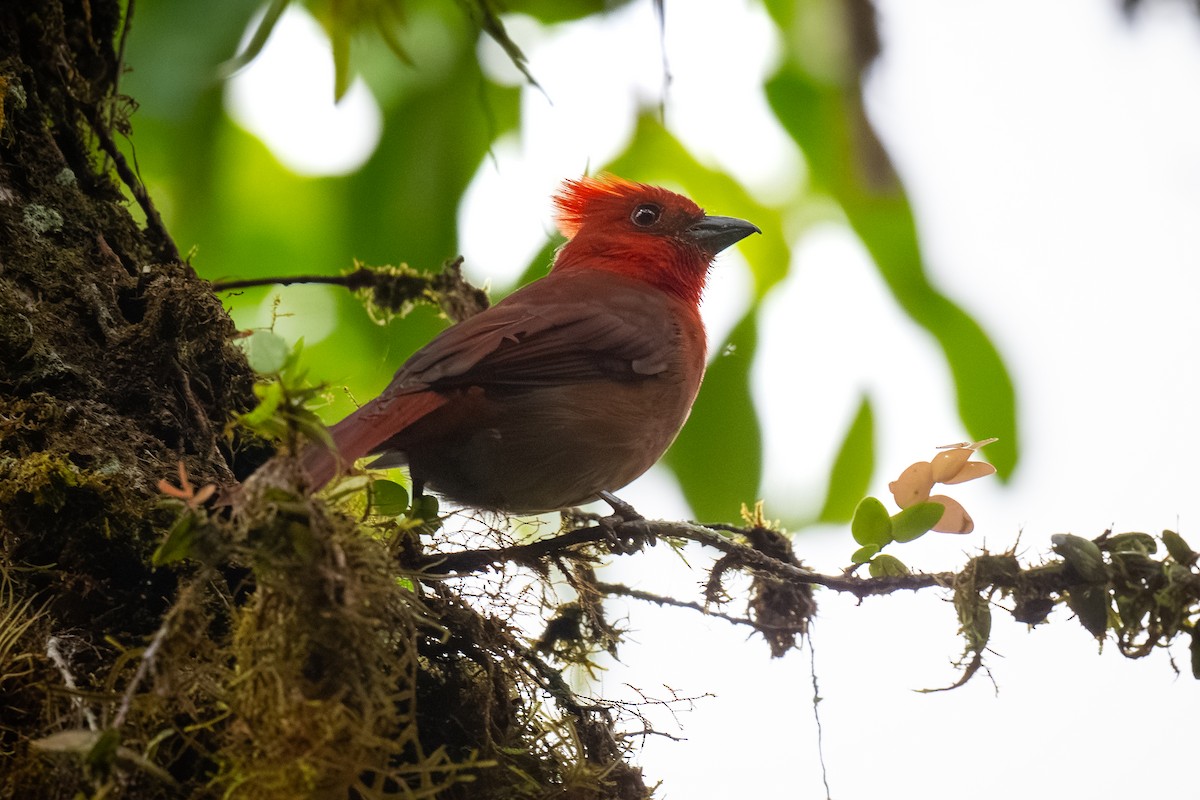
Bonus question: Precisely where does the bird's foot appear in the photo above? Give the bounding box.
[597,491,655,553]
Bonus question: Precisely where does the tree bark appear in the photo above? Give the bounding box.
[1,1,258,794]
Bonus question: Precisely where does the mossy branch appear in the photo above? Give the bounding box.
[210,257,490,324]
[417,514,1200,683]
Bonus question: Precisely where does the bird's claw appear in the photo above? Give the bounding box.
[597,491,655,553]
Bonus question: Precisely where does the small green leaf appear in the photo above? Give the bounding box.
[279,337,307,382]
[85,728,121,769]
[954,590,992,654]
[216,0,288,78]
[1064,585,1109,638]
[868,553,908,577]
[293,411,334,449]
[1162,530,1197,566]
[1190,628,1200,680]
[1100,532,1157,555]
[371,479,410,517]
[891,501,945,543]
[850,544,880,564]
[410,494,439,523]
[241,330,290,375]
[153,511,197,566]
[239,381,284,428]
[1052,534,1108,583]
[851,496,892,547]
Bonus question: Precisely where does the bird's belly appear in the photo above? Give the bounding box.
[403,379,696,513]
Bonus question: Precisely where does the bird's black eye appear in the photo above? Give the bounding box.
[630,203,663,228]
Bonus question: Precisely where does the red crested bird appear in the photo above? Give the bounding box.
[299,175,759,513]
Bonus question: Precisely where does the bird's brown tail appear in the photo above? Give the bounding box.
[298,390,449,490]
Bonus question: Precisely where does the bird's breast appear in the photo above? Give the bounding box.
[403,325,704,513]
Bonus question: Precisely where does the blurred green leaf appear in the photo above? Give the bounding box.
[507,0,622,23]
[1190,628,1200,679]
[326,36,520,411]
[85,729,122,769]
[240,382,285,429]
[850,543,879,564]
[891,501,944,543]
[818,394,874,523]
[153,510,198,566]
[328,15,352,100]
[510,237,560,289]
[851,496,891,547]
[664,311,761,521]
[122,0,260,120]
[765,67,1018,479]
[137,116,348,320]
[410,494,440,524]
[218,0,290,80]
[461,0,539,88]
[241,330,291,374]
[370,478,410,516]
[345,10,518,267]
[122,1,262,289]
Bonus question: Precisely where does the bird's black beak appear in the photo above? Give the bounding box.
[684,214,761,254]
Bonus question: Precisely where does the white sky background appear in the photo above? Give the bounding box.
[227,1,1200,797]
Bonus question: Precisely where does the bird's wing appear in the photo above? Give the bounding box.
[396,274,684,391]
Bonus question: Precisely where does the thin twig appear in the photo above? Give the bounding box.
[112,616,170,729]
[114,0,135,98]
[46,637,100,731]
[87,109,181,263]
[592,581,768,631]
[808,631,832,800]
[210,258,490,323]
[423,526,608,575]
[209,270,380,293]
[114,578,201,729]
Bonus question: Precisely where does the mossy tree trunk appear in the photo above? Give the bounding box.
[0,0,259,794]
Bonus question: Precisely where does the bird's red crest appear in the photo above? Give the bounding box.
[553,174,697,239]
